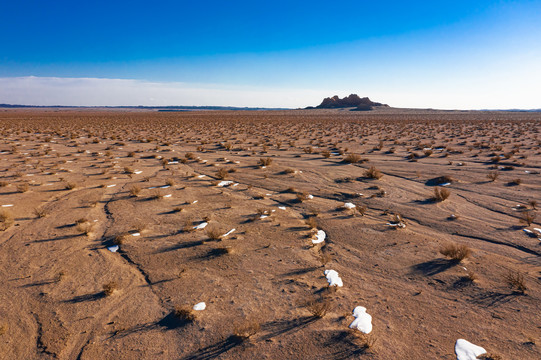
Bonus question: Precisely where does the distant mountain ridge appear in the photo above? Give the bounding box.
[0,104,289,111]
[308,94,388,111]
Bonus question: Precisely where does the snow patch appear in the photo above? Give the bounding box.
[193,302,206,311]
[193,222,208,230]
[349,306,372,334]
[454,339,486,360]
[223,228,236,237]
[107,245,119,253]
[324,269,343,287]
[312,230,326,244]
[217,180,234,187]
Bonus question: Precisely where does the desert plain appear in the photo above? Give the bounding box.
[0,108,539,359]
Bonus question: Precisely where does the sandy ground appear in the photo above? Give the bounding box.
[0,109,539,359]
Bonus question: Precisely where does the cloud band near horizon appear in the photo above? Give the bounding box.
[0,76,540,110]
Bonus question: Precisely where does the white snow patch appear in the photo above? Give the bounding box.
[159,185,171,188]
[307,194,314,199]
[1,204,14,207]
[134,170,143,174]
[324,269,343,287]
[387,222,406,228]
[107,184,116,188]
[312,230,326,244]
[278,206,286,210]
[163,194,172,198]
[223,228,236,237]
[454,339,486,360]
[107,245,119,253]
[349,306,373,334]
[131,232,141,237]
[193,222,208,230]
[440,182,451,186]
[217,180,234,187]
[342,202,356,209]
[192,200,198,204]
[193,302,206,311]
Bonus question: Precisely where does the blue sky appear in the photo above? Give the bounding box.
[1,0,540,108]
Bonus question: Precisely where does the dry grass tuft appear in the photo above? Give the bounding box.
[296,191,311,202]
[206,227,223,241]
[364,166,383,179]
[33,207,49,218]
[439,243,471,262]
[215,168,229,180]
[113,233,129,245]
[343,153,363,163]
[432,187,450,202]
[504,270,527,294]
[486,171,499,182]
[76,221,94,236]
[318,252,333,267]
[129,185,141,197]
[0,323,8,336]
[0,210,14,231]
[305,296,332,318]
[16,182,29,193]
[258,157,273,167]
[519,211,535,226]
[174,306,196,322]
[508,178,522,186]
[232,318,261,342]
[103,281,118,296]
[65,182,77,190]
[305,217,318,229]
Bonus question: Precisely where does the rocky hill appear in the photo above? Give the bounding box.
[309,94,388,111]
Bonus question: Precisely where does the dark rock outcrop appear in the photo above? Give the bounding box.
[313,94,388,110]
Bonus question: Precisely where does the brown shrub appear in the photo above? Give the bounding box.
[33,207,49,218]
[520,211,535,226]
[343,153,362,164]
[439,243,471,262]
[102,281,118,296]
[129,185,141,197]
[232,318,261,342]
[486,171,499,182]
[76,222,94,236]
[65,182,77,190]
[206,227,223,241]
[433,187,450,202]
[215,168,229,180]
[305,296,331,318]
[258,157,273,167]
[365,166,383,179]
[504,270,527,294]
[174,306,197,322]
[296,191,310,202]
[305,217,318,229]
[0,210,14,231]
[16,182,29,193]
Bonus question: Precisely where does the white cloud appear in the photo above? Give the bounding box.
[0,76,328,108]
[1,74,540,110]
